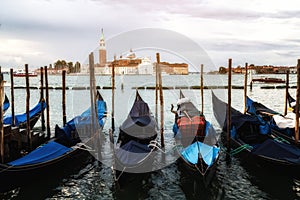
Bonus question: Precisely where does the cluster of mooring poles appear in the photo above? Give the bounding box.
[0,65,71,163]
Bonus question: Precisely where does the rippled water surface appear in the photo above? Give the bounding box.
[1,73,299,199]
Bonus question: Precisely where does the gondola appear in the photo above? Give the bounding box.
[212,91,300,177]
[0,91,107,192]
[3,94,10,113]
[172,91,220,187]
[113,90,158,186]
[3,98,46,129]
[246,95,300,146]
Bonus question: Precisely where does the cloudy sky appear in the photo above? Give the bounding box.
[1,0,300,71]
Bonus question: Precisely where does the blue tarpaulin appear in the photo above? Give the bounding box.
[181,141,220,166]
[252,139,300,164]
[8,141,71,166]
[116,140,152,166]
[3,101,46,126]
[59,100,106,138]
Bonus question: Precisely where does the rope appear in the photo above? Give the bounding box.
[114,140,159,181]
[75,142,93,150]
[230,144,253,156]
[72,145,95,152]
[114,166,126,182]
[148,140,166,153]
[274,136,290,144]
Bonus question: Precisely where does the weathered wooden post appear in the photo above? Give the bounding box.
[200,64,204,113]
[111,56,116,132]
[121,73,124,91]
[295,60,300,145]
[89,53,96,137]
[155,58,159,121]
[89,52,101,162]
[0,74,4,163]
[249,68,253,91]
[284,69,289,116]
[62,70,67,126]
[156,53,165,148]
[45,66,51,139]
[227,58,232,152]
[243,63,248,114]
[25,64,32,149]
[10,68,15,126]
[40,67,45,131]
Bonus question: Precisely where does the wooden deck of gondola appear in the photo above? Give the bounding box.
[1,124,47,163]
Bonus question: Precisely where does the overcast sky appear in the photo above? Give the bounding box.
[1,0,300,71]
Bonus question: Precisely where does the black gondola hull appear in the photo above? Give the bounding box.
[176,153,219,188]
[0,148,92,193]
[223,134,300,178]
[114,151,156,188]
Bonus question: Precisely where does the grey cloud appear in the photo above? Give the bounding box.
[267,10,300,19]
[274,50,300,58]
[203,39,292,52]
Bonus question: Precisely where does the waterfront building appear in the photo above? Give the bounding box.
[88,29,189,75]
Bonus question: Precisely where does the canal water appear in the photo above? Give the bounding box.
[1,73,299,199]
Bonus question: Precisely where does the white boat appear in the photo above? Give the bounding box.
[13,69,38,77]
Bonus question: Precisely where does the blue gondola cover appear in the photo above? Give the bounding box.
[252,139,300,164]
[60,100,106,138]
[116,140,152,166]
[3,101,46,126]
[8,141,72,166]
[181,141,220,166]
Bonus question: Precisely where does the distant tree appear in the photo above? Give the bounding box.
[53,60,80,73]
[74,61,81,73]
[219,66,227,74]
[54,60,68,70]
[67,62,73,73]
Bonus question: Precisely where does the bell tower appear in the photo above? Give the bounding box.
[99,28,106,67]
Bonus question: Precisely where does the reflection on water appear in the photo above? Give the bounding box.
[1,74,299,199]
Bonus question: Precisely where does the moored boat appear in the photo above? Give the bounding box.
[246,95,300,146]
[212,91,300,177]
[3,98,46,129]
[13,69,38,77]
[0,91,107,192]
[113,90,158,186]
[172,90,220,186]
[251,77,285,83]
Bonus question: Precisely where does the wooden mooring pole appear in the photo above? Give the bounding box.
[0,74,4,163]
[249,68,253,91]
[243,63,248,114]
[295,59,300,145]
[45,66,51,139]
[62,70,67,126]
[227,59,232,152]
[25,64,32,150]
[200,64,204,114]
[155,58,159,121]
[156,53,165,148]
[40,67,45,131]
[89,53,96,136]
[284,69,289,116]
[10,68,15,126]
[111,56,116,133]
